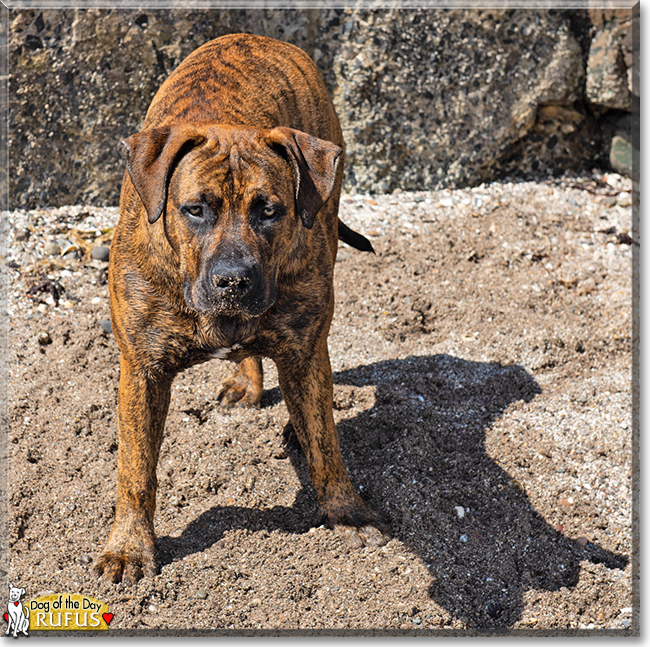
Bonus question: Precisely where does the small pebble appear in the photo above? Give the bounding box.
[68,503,76,511]
[576,536,589,547]
[99,319,112,334]
[459,534,468,543]
[91,246,110,261]
[617,192,632,207]
[485,602,502,618]
[91,296,102,305]
[196,590,208,599]
[44,242,61,256]
[78,555,92,565]
[15,229,30,242]
[454,506,465,519]
[621,619,631,629]
[37,331,52,346]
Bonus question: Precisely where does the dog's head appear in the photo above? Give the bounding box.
[8,584,25,603]
[122,124,342,317]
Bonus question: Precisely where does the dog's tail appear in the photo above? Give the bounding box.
[338,219,375,254]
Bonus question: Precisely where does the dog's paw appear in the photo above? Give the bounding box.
[335,523,389,549]
[325,500,390,549]
[217,374,262,408]
[94,536,157,584]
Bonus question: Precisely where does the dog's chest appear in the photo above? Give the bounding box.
[210,345,240,359]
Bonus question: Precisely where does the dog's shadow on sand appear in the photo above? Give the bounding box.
[158,354,628,628]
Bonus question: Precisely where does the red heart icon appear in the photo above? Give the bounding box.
[102,613,114,626]
[14,602,19,607]
[3,613,7,623]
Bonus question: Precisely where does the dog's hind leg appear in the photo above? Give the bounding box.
[217,355,263,408]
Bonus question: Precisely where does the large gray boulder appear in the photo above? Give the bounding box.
[322,9,587,193]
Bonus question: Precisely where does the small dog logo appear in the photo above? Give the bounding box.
[4,584,29,637]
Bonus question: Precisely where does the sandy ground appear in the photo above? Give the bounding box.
[1,172,635,634]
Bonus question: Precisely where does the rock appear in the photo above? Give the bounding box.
[576,536,589,547]
[99,319,112,334]
[454,506,465,519]
[196,590,208,599]
[485,602,502,619]
[586,19,633,110]
[609,136,633,177]
[617,191,632,207]
[617,232,633,246]
[329,10,587,192]
[44,242,61,257]
[37,331,52,345]
[77,555,92,565]
[91,245,110,261]
[15,229,30,242]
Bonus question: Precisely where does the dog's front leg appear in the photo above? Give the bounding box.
[275,343,388,547]
[95,356,172,583]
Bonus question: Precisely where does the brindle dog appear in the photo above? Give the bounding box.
[95,34,387,584]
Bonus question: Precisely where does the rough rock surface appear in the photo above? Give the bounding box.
[586,8,634,111]
[3,174,635,633]
[583,7,637,181]
[7,7,635,209]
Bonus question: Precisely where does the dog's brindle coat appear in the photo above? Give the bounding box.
[95,34,386,584]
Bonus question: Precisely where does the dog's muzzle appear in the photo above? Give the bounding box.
[186,257,274,316]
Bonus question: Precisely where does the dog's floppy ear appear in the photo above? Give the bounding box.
[122,125,205,224]
[266,127,342,229]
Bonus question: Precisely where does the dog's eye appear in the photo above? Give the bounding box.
[261,206,276,220]
[182,205,204,219]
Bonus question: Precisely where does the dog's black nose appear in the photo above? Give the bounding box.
[209,259,255,297]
